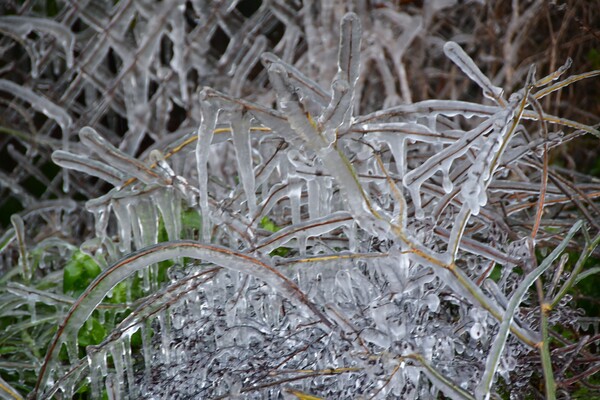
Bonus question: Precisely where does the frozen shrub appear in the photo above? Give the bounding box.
[0,1,599,399]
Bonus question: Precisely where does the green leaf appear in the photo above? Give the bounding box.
[77,317,106,348]
[260,216,280,233]
[182,209,202,229]
[270,247,291,257]
[488,264,502,282]
[63,251,101,296]
[587,49,600,70]
[107,280,129,304]
[259,217,291,256]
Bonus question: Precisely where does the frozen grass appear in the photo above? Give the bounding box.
[1,1,600,399]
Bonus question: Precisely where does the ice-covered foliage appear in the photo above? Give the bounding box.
[1,1,600,399]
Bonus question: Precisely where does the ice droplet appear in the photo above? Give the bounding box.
[470,322,484,340]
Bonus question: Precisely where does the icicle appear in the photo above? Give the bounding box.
[289,183,302,226]
[318,12,362,135]
[195,91,219,241]
[441,165,453,194]
[307,179,320,219]
[120,332,136,398]
[109,341,126,393]
[140,322,153,385]
[105,374,119,400]
[152,187,181,241]
[157,310,173,373]
[403,119,493,218]
[86,196,111,242]
[460,109,515,216]
[231,112,257,214]
[254,182,303,222]
[403,119,492,190]
[87,348,108,399]
[130,198,159,249]
[111,198,132,253]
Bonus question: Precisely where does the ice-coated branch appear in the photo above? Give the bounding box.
[52,150,126,187]
[443,41,505,105]
[79,127,166,186]
[0,16,75,69]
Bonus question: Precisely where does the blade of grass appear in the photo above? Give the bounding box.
[475,221,582,400]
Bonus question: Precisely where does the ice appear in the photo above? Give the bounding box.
[470,322,484,340]
[109,341,126,395]
[356,100,498,124]
[10,215,30,282]
[318,78,350,145]
[130,198,159,249]
[0,79,72,190]
[152,187,181,242]
[423,293,440,312]
[0,16,75,69]
[337,13,362,89]
[261,51,330,109]
[418,357,474,400]
[86,195,111,242]
[443,41,504,104]
[79,127,164,186]
[0,227,16,255]
[87,349,108,399]
[195,92,219,241]
[268,62,329,151]
[319,145,391,236]
[253,182,300,222]
[475,221,583,400]
[5,5,595,399]
[157,310,173,371]
[358,122,445,145]
[105,374,119,400]
[6,282,74,310]
[230,35,267,97]
[254,211,352,254]
[51,150,125,187]
[460,107,516,216]
[111,198,132,253]
[403,119,492,193]
[168,3,189,103]
[307,179,321,220]
[231,112,257,214]
[361,328,391,349]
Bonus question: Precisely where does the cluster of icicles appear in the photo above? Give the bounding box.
[21,10,594,400]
